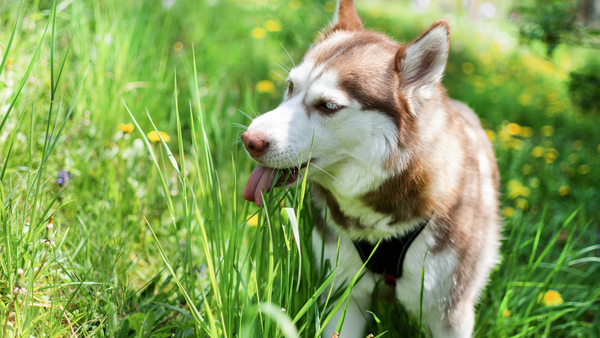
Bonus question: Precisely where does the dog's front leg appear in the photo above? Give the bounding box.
[312,227,375,338]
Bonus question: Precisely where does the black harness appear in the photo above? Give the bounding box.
[352,219,428,286]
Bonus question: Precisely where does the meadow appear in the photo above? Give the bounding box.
[0,0,599,337]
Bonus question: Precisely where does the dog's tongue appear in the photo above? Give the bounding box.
[243,165,298,207]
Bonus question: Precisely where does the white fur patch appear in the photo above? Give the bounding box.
[401,25,449,101]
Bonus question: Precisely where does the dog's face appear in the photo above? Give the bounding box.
[242,0,450,205]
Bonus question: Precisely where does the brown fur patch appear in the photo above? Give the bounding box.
[312,183,364,231]
[361,158,433,224]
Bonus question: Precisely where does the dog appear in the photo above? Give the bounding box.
[241,0,500,336]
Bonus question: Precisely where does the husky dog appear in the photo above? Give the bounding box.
[241,0,500,336]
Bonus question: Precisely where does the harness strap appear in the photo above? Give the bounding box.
[352,220,428,282]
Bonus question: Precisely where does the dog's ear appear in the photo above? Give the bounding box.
[396,20,450,98]
[330,0,363,31]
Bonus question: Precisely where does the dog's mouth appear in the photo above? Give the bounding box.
[243,162,309,207]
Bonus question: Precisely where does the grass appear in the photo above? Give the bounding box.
[0,0,599,337]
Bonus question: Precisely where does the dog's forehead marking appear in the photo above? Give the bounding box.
[289,60,352,108]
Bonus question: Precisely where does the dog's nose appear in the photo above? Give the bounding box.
[241,131,269,158]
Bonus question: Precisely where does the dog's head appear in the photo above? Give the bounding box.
[242,0,450,205]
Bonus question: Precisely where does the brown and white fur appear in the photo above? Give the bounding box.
[241,1,500,336]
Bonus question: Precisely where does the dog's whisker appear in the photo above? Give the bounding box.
[229,138,244,150]
[274,62,290,73]
[279,41,296,68]
[310,163,342,185]
[230,122,248,130]
[248,105,258,118]
[271,70,286,81]
[237,109,254,121]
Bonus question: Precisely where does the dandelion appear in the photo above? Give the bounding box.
[118,123,134,133]
[502,206,515,217]
[538,290,563,306]
[520,127,533,138]
[572,140,583,150]
[511,139,523,150]
[558,186,569,196]
[12,268,26,294]
[462,62,474,74]
[251,27,266,39]
[485,130,496,142]
[246,214,259,226]
[544,152,556,163]
[289,0,301,10]
[518,94,531,106]
[265,20,281,32]
[147,131,170,142]
[531,146,545,157]
[323,1,335,12]
[256,80,275,94]
[502,310,511,318]
[541,125,554,137]
[578,164,590,175]
[515,198,528,210]
[507,180,530,199]
[498,130,511,142]
[507,123,521,135]
[174,41,183,51]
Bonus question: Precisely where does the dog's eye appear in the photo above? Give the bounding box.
[321,102,339,111]
[287,82,294,94]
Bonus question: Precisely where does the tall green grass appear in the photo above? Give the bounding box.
[1,0,599,337]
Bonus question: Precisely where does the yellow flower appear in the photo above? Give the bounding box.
[572,140,583,150]
[147,131,170,143]
[256,80,275,94]
[174,41,183,51]
[251,27,266,39]
[265,20,281,32]
[462,62,474,74]
[531,146,545,157]
[118,123,134,133]
[289,0,301,10]
[511,139,523,150]
[541,125,554,137]
[578,165,590,175]
[558,186,569,196]
[518,94,531,106]
[485,130,496,142]
[544,152,556,163]
[246,214,259,226]
[520,127,533,138]
[515,198,528,210]
[538,290,563,306]
[507,123,520,135]
[323,1,335,12]
[502,206,515,217]
[503,310,511,318]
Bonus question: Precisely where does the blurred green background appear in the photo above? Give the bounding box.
[0,0,599,337]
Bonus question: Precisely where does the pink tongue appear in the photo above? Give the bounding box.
[243,165,299,207]
[243,165,277,207]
